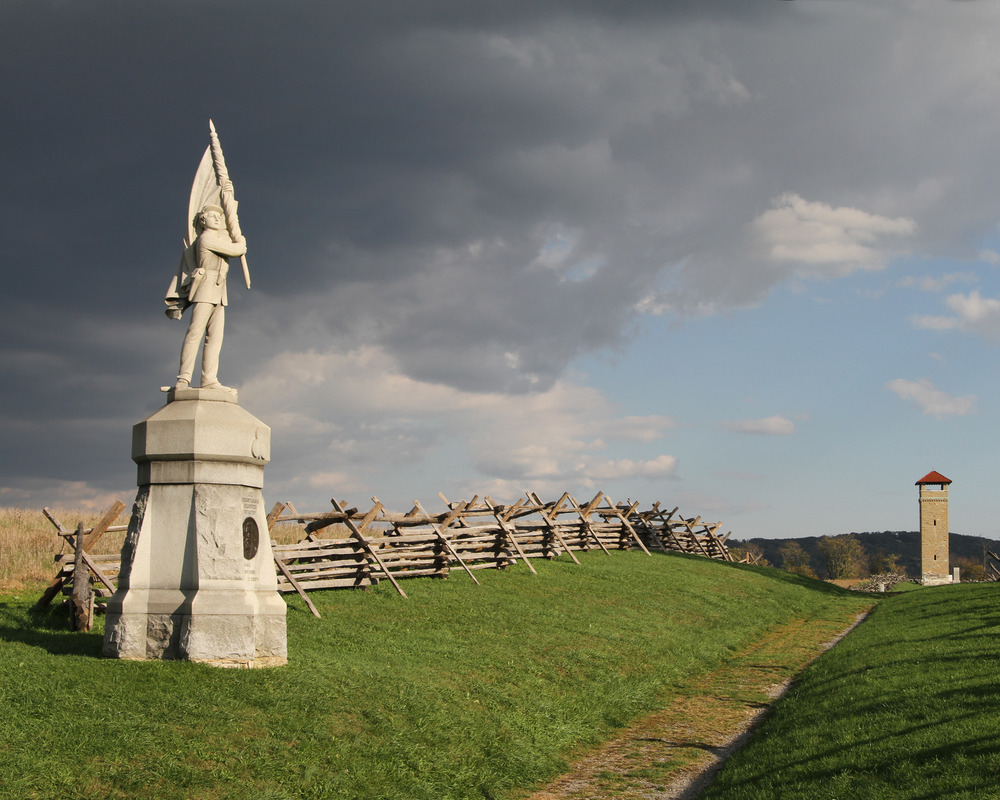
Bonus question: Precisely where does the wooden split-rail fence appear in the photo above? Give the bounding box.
[37,492,741,622]
[33,501,128,630]
[986,550,1000,582]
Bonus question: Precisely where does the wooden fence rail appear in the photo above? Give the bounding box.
[267,491,733,603]
[33,502,127,612]
[986,550,1000,582]
[36,492,735,616]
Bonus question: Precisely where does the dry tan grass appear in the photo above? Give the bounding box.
[269,520,313,544]
[0,505,321,594]
[0,506,130,593]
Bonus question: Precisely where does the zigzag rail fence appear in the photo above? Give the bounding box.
[34,492,750,623]
[987,550,1000,582]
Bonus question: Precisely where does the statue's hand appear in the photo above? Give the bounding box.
[166,307,183,321]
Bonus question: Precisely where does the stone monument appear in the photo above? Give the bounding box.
[103,122,287,667]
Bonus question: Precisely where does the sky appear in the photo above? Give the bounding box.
[4,0,1000,540]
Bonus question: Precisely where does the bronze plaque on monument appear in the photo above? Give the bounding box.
[242,517,259,560]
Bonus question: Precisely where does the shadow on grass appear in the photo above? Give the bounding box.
[0,598,104,657]
[702,584,1000,800]
[713,720,1000,799]
[717,560,868,597]
[634,737,731,756]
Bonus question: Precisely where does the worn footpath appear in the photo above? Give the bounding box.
[525,607,871,800]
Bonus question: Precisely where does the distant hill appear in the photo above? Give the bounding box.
[728,531,1000,579]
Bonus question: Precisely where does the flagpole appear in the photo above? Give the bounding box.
[208,120,252,289]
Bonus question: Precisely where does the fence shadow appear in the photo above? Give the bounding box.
[0,599,104,657]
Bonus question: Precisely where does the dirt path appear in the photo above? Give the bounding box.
[524,609,871,800]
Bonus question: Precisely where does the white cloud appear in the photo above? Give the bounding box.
[910,314,959,332]
[469,454,679,501]
[721,415,796,436]
[885,378,976,418]
[671,490,768,521]
[752,193,916,277]
[306,471,370,494]
[0,479,127,512]
[946,291,1000,327]
[603,415,676,442]
[898,272,976,292]
[911,290,1000,340]
[634,293,720,318]
[580,454,679,482]
[238,346,678,505]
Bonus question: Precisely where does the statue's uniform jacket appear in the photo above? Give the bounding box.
[186,229,246,306]
[175,229,246,386]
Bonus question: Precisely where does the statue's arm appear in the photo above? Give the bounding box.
[201,230,247,258]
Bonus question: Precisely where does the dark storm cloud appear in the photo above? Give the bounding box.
[2,0,783,304]
[5,0,1000,504]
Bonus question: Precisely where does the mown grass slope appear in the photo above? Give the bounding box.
[1,551,870,800]
[702,582,1000,800]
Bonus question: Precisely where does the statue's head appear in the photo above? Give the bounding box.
[196,204,225,232]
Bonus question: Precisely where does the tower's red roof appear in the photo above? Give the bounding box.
[916,470,952,485]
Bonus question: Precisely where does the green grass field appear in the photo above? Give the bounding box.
[0,550,870,800]
[702,582,1000,800]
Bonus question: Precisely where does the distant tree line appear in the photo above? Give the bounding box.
[728,530,999,581]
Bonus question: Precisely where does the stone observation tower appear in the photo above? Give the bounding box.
[916,470,952,586]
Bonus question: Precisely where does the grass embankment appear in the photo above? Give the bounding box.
[0,549,869,800]
[702,582,1000,799]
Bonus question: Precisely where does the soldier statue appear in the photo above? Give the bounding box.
[165,202,247,390]
[164,121,251,392]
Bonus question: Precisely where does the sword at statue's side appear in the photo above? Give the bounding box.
[208,119,252,289]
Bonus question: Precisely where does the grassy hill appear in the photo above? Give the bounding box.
[1,550,869,800]
[702,582,1000,799]
[730,530,1000,578]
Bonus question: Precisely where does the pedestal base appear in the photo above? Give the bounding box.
[103,393,287,667]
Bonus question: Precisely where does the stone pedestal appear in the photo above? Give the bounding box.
[103,387,287,667]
